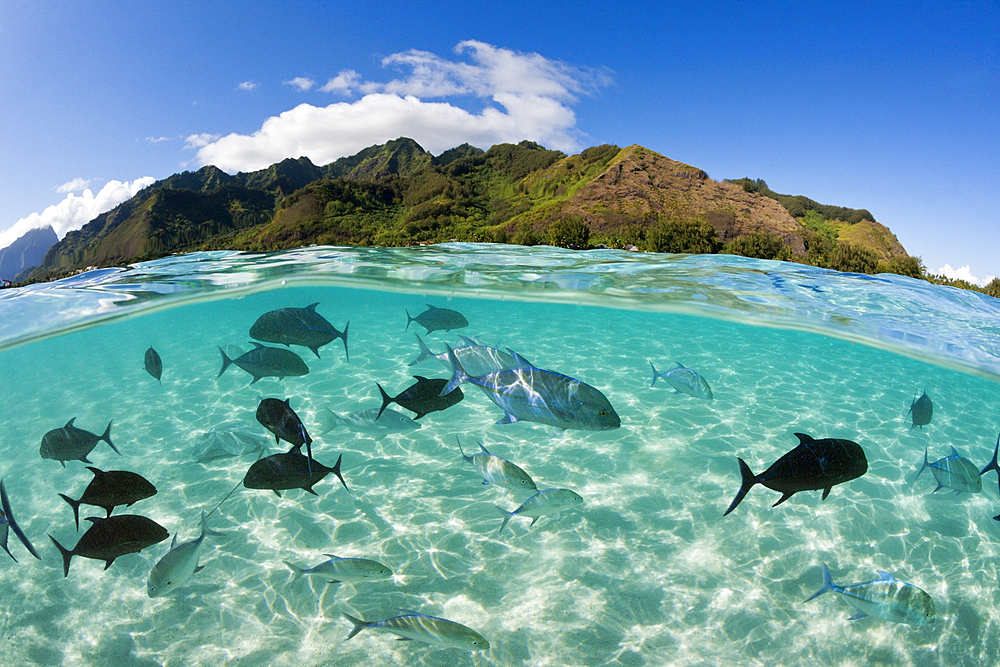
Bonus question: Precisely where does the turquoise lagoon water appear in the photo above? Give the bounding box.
[2,244,1000,666]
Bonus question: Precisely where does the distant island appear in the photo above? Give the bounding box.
[7,138,998,297]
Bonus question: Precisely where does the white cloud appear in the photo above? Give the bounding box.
[238,81,258,91]
[284,76,315,92]
[0,177,156,251]
[191,41,611,172]
[56,178,92,193]
[184,133,221,149]
[934,263,997,287]
[145,136,171,143]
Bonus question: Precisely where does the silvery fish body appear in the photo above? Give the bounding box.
[343,610,489,651]
[458,437,536,490]
[405,304,469,334]
[907,389,933,429]
[217,342,308,384]
[805,563,935,624]
[443,345,620,431]
[284,555,393,584]
[147,510,224,597]
[39,418,120,467]
[649,360,713,399]
[912,446,982,494]
[317,406,420,438]
[193,423,270,462]
[496,488,584,534]
[249,303,349,361]
[409,334,518,377]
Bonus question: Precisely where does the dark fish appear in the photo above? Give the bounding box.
[907,390,933,429]
[58,467,158,530]
[405,304,469,334]
[979,431,1000,506]
[249,303,349,361]
[217,342,309,384]
[243,448,349,497]
[256,397,314,474]
[376,376,463,420]
[40,418,120,467]
[724,433,868,515]
[49,514,169,577]
[144,347,162,384]
[0,479,41,562]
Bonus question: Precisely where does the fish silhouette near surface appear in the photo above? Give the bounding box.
[805,563,936,624]
[285,555,393,585]
[405,304,469,334]
[458,437,536,490]
[0,479,41,562]
[343,610,489,651]
[376,376,464,420]
[217,343,309,384]
[907,389,933,429]
[409,334,518,377]
[724,433,868,515]
[147,510,225,597]
[317,406,420,438]
[243,448,349,497]
[648,360,713,399]
[49,514,169,577]
[256,398,314,473]
[144,347,162,384]
[496,488,584,534]
[192,423,270,462]
[59,467,157,530]
[250,303,349,361]
[40,418,120,467]
[442,345,620,431]
[911,447,981,494]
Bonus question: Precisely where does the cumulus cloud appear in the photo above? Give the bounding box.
[0,178,156,251]
[56,178,92,193]
[284,77,315,92]
[190,41,611,172]
[934,263,997,287]
[238,81,258,91]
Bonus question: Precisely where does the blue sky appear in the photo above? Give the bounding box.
[2,1,997,282]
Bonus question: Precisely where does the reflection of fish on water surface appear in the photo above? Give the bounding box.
[912,446,982,494]
[249,303,349,361]
[805,563,936,625]
[343,610,489,651]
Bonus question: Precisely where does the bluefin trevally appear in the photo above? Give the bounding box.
[405,304,469,334]
[496,488,584,534]
[193,423,270,462]
[144,347,162,384]
[243,449,349,497]
[285,554,393,584]
[0,479,41,562]
[250,303,349,361]
[147,510,225,597]
[343,610,489,650]
[256,397,314,473]
[317,406,420,438]
[648,360,713,399]
[376,376,463,420]
[724,433,868,515]
[39,418,120,467]
[217,342,308,384]
[805,563,935,624]
[907,389,933,429]
[911,446,982,494]
[49,514,169,577]
[59,467,157,530]
[408,334,518,377]
[458,437,536,490]
[442,345,620,431]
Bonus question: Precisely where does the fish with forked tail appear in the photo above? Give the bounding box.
[805,563,935,624]
[285,555,392,584]
[147,510,225,597]
[911,447,981,494]
[496,488,584,534]
[49,514,168,577]
[217,343,308,384]
[405,304,469,334]
[59,467,157,530]
[648,360,713,399]
[906,389,933,429]
[40,418,120,467]
[343,610,489,650]
[980,432,1000,509]
[243,448,349,497]
[376,376,463,420]
[458,437,536,490]
[250,303,349,361]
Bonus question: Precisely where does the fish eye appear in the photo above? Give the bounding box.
[598,410,607,416]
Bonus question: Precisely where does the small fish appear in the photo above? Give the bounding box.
[0,479,41,562]
[907,389,933,429]
[192,423,270,462]
[648,360,713,399]
[496,488,584,534]
[317,406,420,438]
[249,303,349,361]
[405,304,469,334]
[458,437,536,490]
[285,554,393,584]
[979,431,1000,501]
[911,447,982,494]
[147,510,225,597]
[409,334,518,377]
[243,448,349,497]
[39,418,120,467]
[724,433,868,515]
[59,467,157,530]
[376,376,464,420]
[217,342,309,384]
[49,514,169,577]
[805,563,935,624]
[256,398,314,473]
[442,345,620,431]
[144,347,162,384]
[343,610,489,651]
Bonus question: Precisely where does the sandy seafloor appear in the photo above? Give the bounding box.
[2,279,1000,667]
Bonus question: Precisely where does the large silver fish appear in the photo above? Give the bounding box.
[648,360,713,399]
[496,488,584,534]
[147,510,224,597]
[457,437,536,490]
[317,406,420,439]
[442,345,620,431]
[408,334,518,377]
[285,555,393,584]
[911,446,982,494]
[343,610,489,651]
[805,563,935,624]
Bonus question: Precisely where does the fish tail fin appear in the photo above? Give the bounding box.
[648,359,659,387]
[405,309,414,331]
[441,344,469,396]
[408,333,436,367]
[200,510,225,539]
[805,563,836,602]
[341,321,350,363]
[343,613,368,640]
[331,454,350,494]
[376,384,392,420]
[101,420,120,455]
[495,505,513,534]
[1,480,40,561]
[980,431,1000,482]
[723,458,757,516]
[218,346,233,377]
[59,493,82,532]
[457,436,471,462]
[910,448,930,486]
[284,560,306,578]
[48,535,73,578]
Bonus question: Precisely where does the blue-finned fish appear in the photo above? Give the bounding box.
[409,334,517,377]
[285,555,393,584]
[912,446,981,494]
[147,510,225,597]
[496,488,584,534]
[648,360,713,399]
[805,563,935,624]
[458,437,536,490]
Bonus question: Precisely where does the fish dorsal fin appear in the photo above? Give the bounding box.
[672,362,685,369]
[306,303,319,312]
[506,348,533,370]
[323,554,341,560]
[86,466,104,477]
[950,446,960,458]
[250,342,265,349]
[65,418,77,428]
[85,516,105,525]
[170,533,178,549]
[424,304,437,310]
[284,398,292,407]
[794,433,814,445]
[398,608,422,616]
[286,444,300,455]
[478,441,490,455]
[413,375,429,382]
[875,570,896,581]
[457,335,478,346]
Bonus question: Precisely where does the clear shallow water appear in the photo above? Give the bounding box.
[1,244,1000,666]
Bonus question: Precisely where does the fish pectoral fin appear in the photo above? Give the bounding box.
[395,637,414,642]
[194,564,205,573]
[771,492,795,507]
[847,611,867,621]
[482,480,490,485]
[325,580,342,585]
[496,413,518,425]
[103,558,116,570]
[821,487,832,500]
[529,516,539,526]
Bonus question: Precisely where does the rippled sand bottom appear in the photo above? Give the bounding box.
[1,285,999,666]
